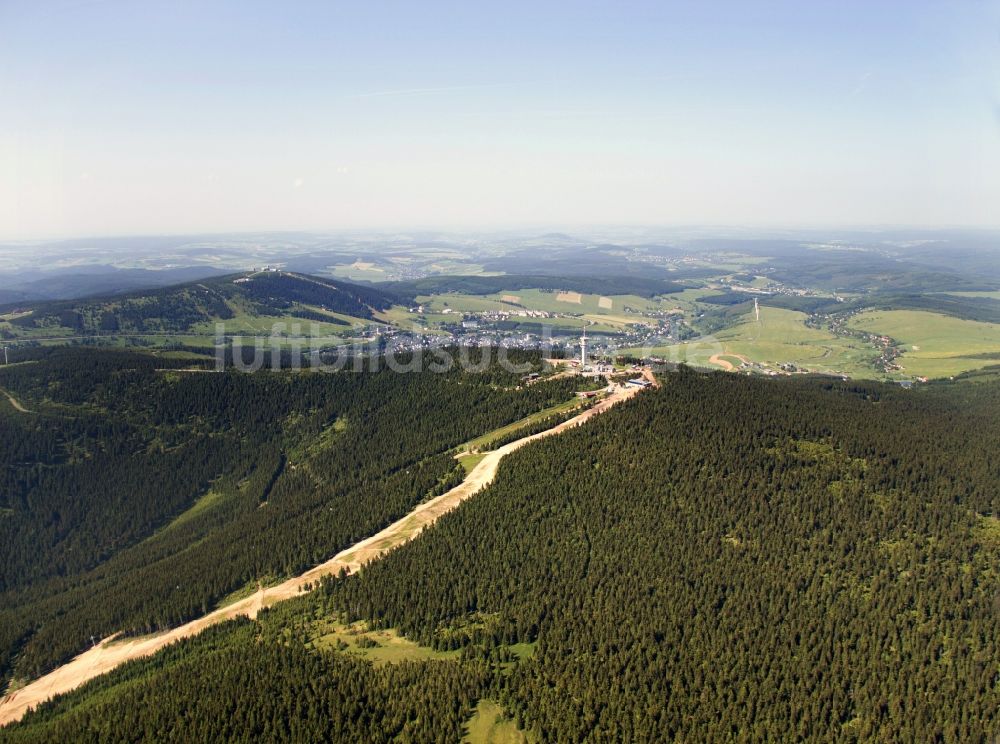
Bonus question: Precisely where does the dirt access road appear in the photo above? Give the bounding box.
[708,353,749,372]
[708,354,734,371]
[0,389,32,413]
[0,380,648,726]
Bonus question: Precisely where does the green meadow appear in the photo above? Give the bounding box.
[464,699,531,744]
[632,307,877,377]
[849,309,1000,378]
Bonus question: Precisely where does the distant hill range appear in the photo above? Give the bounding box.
[380,274,686,302]
[2,271,398,337]
[0,265,233,306]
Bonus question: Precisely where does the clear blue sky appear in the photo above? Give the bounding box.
[1,0,997,238]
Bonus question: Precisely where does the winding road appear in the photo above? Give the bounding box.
[0,380,647,726]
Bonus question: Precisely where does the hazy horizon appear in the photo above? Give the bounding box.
[2,0,999,240]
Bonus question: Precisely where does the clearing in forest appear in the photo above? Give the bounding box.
[464,699,530,744]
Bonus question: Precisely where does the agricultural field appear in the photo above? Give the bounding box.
[849,309,1000,378]
[411,288,683,335]
[417,289,667,316]
[327,260,391,282]
[716,307,875,376]
[630,307,878,377]
[409,295,621,334]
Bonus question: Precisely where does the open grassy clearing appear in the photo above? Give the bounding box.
[409,295,625,332]
[464,699,532,744]
[667,286,718,304]
[149,489,227,538]
[309,619,461,665]
[327,261,390,282]
[425,261,494,276]
[849,309,1000,378]
[580,311,651,329]
[0,321,75,340]
[630,307,877,377]
[416,289,670,316]
[149,349,217,360]
[457,451,488,474]
[372,305,415,324]
[416,293,522,314]
[189,308,358,337]
[459,396,587,452]
[715,307,877,376]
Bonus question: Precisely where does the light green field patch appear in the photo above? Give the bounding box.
[154,490,227,537]
[328,265,390,282]
[714,353,745,369]
[426,261,493,276]
[667,287,718,304]
[460,396,585,453]
[189,308,355,338]
[298,304,373,327]
[457,451,488,474]
[849,310,1000,378]
[506,642,537,661]
[630,307,877,376]
[715,307,876,376]
[417,289,669,317]
[374,305,421,325]
[973,514,1000,549]
[213,577,284,610]
[311,619,460,665]
[580,312,647,330]
[417,293,521,314]
[464,699,531,744]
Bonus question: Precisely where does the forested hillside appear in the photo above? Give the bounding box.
[0,346,583,686]
[5,368,997,742]
[2,271,396,337]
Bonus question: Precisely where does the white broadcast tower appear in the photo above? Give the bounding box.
[754,297,760,323]
[579,327,588,368]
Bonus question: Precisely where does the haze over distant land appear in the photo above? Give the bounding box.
[1,0,998,239]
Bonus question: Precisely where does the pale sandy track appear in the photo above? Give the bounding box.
[0,389,31,413]
[708,354,735,371]
[0,381,644,726]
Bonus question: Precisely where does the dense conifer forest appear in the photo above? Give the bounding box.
[3,358,998,742]
[0,346,582,686]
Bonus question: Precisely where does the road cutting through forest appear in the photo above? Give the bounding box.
[0,389,32,413]
[0,377,651,726]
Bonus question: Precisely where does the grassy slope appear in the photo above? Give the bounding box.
[414,288,671,330]
[849,309,1000,378]
[458,396,587,452]
[464,699,531,744]
[309,619,461,665]
[716,307,875,375]
[633,307,877,377]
